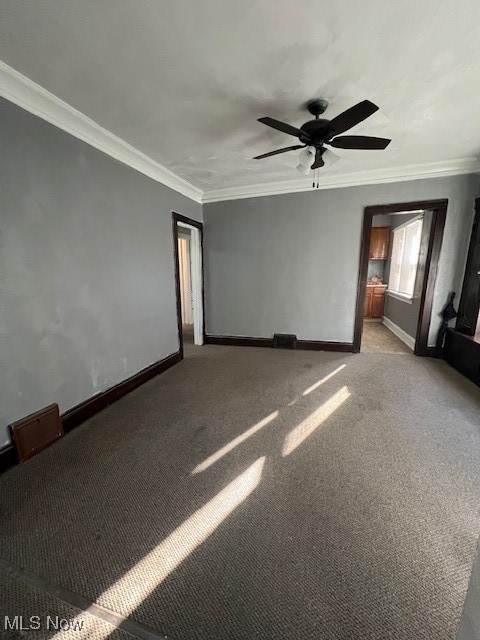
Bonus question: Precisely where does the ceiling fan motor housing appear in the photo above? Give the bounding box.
[306,98,329,116]
[299,119,334,146]
[254,99,390,163]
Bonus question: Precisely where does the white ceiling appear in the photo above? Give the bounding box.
[1,0,480,197]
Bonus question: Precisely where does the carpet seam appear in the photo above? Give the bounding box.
[0,558,169,640]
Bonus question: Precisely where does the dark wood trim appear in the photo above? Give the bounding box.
[205,335,273,348]
[62,351,181,432]
[172,212,206,351]
[414,204,447,356]
[456,199,480,335]
[353,199,448,356]
[1,351,181,474]
[172,215,184,359]
[0,445,19,473]
[205,334,354,352]
[172,212,203,230]
[297,340,354,352]
[444,328,480,386]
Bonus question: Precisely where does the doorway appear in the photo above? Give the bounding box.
[172,213,205,355]
[353,200,448,356]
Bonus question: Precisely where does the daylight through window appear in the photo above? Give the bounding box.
[388,217,423,298]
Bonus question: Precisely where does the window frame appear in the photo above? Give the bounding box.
[387,215,424,303]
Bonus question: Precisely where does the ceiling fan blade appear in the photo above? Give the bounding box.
[311,148,324,170]
[328,135,391,150]
[253,145,305,160]
[329,100,379,135]
[258,117,309,140]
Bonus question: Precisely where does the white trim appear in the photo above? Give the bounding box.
[382,317,415,350]
[2,59,479,206]
[202,158,480,203]
[386,291,414,304]
[177,221,204,346]
[189,227,204,346]
[0,60,203,203]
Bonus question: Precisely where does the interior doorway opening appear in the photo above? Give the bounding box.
[362,211,428,354]
[178,226,194,343]
[354,200,448,356]
[172,213,205,354]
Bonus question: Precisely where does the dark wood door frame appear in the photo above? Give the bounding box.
[172,212,206,358]
[353,199,448,356]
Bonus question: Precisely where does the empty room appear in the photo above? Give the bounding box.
[1,2,480,639]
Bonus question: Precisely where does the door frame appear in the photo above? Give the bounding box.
[353,199,448,356]
[172,212,205,356]
[456,198,480,335]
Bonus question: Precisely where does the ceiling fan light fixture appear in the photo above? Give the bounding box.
[298,146,316,166]
[297,146,316,173]
[322,148,341,168]
[296,161,311,175]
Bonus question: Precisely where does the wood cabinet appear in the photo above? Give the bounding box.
[364,286,387,318]
[369,226,390,260]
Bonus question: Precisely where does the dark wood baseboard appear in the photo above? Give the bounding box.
[0,350,182,474]
[62,351,182,432]
[424,346,441,358]
[205,334,354,353]
[0,445,19,471]
[297,340,354,352]
[205,335,273,348]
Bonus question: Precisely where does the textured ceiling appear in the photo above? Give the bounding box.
[1,0,480,192]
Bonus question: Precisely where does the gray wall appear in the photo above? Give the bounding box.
[0,98,201,449]
[383,211,432,339]
[204,174,479,344]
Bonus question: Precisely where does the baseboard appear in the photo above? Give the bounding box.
[382,317,415,351]
[62,351,182,432]
[297,340,354,352]
[205,335,273,348]
[0,445,19,472]
[0,350,182,474]
[205,334,354,353]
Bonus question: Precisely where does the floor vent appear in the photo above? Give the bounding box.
[273,333,297,349]
[10,404,63,462]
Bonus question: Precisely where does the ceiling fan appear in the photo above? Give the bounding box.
[253,99,391,175]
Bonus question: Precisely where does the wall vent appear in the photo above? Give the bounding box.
[273,333,297,349]
[10,403,63,462]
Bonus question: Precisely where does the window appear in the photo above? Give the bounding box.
[388,217,423,300]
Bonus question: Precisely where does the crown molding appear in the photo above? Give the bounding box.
[0,60,203,203]
[202,157,480,203]
[2,60,478,207]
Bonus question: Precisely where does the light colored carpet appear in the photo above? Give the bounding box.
[362,321,412,354]
[1,343,480,639]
